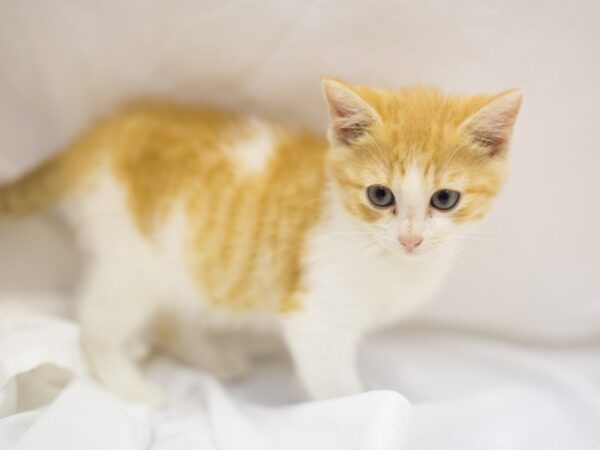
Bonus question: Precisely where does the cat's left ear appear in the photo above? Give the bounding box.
[321,78,382,146]
[460,89,523,157]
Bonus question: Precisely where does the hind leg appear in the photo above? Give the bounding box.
[154,317,251,380]
[78,268,164,406]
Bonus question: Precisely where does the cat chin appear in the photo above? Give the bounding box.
[378,244,436,260]
[393,244,446,260]
[399,249,432,259]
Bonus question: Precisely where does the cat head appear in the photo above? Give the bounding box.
[322,78,522,257]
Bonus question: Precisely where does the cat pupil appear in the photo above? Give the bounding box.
[438,190,449,204]
[431,189,460,211]
[367,185,394,207]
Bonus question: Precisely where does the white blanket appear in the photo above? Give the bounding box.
[2,298,600,450]
[1,1,600,448]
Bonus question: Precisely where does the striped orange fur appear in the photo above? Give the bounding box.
[0,80,521,315]
[0,78,522,403]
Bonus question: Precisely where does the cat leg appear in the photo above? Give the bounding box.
[153,319,251,380]
[237,330,284,359]
[282,312,363,400]
[78,270,164,406]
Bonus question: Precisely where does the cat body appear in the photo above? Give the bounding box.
[0,79,522,405]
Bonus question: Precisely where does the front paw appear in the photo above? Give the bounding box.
[206,350,252,381]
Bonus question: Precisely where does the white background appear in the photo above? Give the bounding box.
[0,2,600,448]
[1,0,598,339]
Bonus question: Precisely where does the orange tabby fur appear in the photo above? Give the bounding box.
[0,78,522,403]
[0,81,518,315]
[328,82,513,225]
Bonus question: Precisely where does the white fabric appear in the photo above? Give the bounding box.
[0,302,411,450]
[1,295,600,449]
[0,1,599,448]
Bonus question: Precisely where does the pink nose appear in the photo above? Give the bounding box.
[399,235,423,251]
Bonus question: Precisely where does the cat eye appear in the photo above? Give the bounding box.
[430,189,461,211]
[367,185,395,208]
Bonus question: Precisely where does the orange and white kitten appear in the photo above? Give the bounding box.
[0,78,522,405]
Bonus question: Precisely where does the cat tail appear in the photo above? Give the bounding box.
[0,152,78,218]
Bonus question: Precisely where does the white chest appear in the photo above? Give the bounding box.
[303,222,454,332]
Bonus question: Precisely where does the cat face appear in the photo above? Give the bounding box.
[322,79,522,257]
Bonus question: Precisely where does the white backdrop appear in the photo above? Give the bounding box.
[1,2,600,449]
[1,0,598,339]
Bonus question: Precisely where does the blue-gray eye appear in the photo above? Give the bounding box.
[367,185,395,207]
[431,189,460,211]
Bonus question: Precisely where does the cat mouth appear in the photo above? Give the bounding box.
[402,247,423,256]
[398,244,437,258]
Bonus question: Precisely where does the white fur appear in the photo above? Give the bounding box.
[74,172,166,404]
[72,170,278,405]
[68,152,458,404]
[282,181,456,399]
[224,119,276,174]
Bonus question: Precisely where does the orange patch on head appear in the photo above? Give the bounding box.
[1,77,520,318]
[322,79,522,227]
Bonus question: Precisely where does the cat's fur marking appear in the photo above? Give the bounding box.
[0,79,522,404]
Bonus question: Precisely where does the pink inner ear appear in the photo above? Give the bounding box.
[322,79,380,146]
[468,125,510,156]
[462,89,523,157]
[332,116,373,145]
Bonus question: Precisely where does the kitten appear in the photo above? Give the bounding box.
[0,78,522,405]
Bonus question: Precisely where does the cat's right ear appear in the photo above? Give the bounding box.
[321,78,381,146]
[459,89,523,157]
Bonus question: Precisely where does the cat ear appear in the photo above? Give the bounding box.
[460,89,523,157]
[321,78,381,146]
